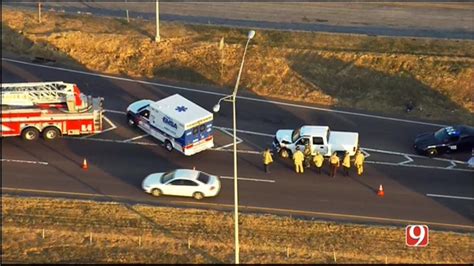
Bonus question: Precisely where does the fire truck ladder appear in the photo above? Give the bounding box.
[0,81,83,106]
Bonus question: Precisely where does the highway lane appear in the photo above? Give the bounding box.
[2,136,473,231]
[1,58,473,231]
[1,58,461,157]
[3,2,474,40]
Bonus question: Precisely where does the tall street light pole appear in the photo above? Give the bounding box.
[155,0,161,42]
[213,30,255,264]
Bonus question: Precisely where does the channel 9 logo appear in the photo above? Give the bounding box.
[405,225,429,247]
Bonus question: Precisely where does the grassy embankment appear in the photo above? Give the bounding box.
[2,195,473,263]
[1,7,474,263]
[1,7,473,124]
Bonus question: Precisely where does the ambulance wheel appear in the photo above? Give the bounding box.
[127,114,136,127]
[21,127,40,141]
[151,188,162,197]
[279,148,291,158]
[164,140,173,152]
[193,192,204,200]
[43,127,60,140]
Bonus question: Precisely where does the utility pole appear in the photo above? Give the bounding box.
[38,1,42,23]
[155,0,161,42]
[125,0,130,23]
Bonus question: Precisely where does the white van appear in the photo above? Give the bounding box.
[127,94,214,156]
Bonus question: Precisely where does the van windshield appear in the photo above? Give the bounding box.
[292,128,301,143]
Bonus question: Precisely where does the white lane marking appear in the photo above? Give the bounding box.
[447,161,456,169]
[360,148,370,159]
[214,127,243,150]
[68,136,260,155]
[216,126,276,138]
[217,142,237,150]
[210,148,261,155]
[105,109,126,115]
[366,160,474,172]
[1,159,48,165]
[68,136,261,155]
[220,176,275,183]
[364,147,414,157]
[363,147,468,165]
[66,136,159,146]
[124,134,149,143]
[80,115,117,139]
[2,58,448,127]
[399,155,414,165]
[418,155,467,165]
[426,194,474,201]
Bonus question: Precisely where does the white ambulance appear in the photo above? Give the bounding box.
[126,94,214,156]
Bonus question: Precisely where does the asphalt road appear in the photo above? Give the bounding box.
[1,57,473,232]
[3,2,473,39]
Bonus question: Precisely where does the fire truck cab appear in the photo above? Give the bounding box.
[1,81,104,141]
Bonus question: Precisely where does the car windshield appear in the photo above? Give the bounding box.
[292,128,301,143]
[197,172,210,184]
[137,105,149,113]
[434,127,457,142]
[161,171,176,183]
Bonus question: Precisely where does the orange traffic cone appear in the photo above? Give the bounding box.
[377,184,384,197]
[82,158,88,170]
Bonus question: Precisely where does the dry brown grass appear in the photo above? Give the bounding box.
[2,7,473,124]
[2,195,473,263]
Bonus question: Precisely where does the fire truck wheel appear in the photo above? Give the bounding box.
[42,127,60,140]
[164,140,173,152]
[21,127,40,141]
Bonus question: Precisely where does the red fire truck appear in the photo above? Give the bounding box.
[1,81,104,141]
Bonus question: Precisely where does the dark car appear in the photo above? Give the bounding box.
[413,125,474,157]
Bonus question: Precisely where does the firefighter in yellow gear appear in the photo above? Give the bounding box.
[303,144,312,168]
[313,151,324,174]
[342,151,351,176]
[293,147,305,174]
[329,152,340,177]
[354,149,365,176]
[263,148,273,173]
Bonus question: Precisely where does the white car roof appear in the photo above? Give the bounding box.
[150,94,213,126]
[300,126,329,137]
[174,169,200,179]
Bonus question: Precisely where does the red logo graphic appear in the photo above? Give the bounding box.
[406,225,429,247]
